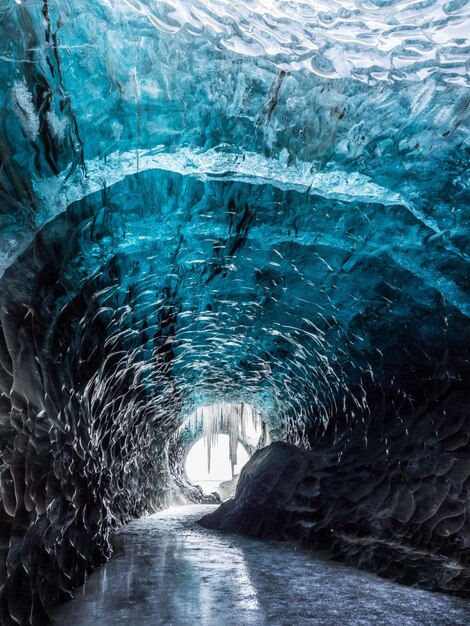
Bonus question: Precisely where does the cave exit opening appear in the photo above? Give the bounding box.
[185,435,250,495]
[179,402,267,498]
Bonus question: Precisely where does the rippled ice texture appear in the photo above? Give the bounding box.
[1,0,469,277]
[109,0,470,82]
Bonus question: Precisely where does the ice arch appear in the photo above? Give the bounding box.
[0,0,469,624]
[168,402,265,503]
[183,403,264,473]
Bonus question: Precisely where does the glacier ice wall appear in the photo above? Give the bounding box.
[0,0,469,623]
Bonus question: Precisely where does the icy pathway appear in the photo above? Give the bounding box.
[51,505,470,626]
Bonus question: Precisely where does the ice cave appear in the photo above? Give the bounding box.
[0,0,469,624]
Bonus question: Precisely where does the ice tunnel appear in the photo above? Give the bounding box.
[0,0,469,623]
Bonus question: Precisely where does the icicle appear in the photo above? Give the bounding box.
[228,411,239,477]
[240,403,246,441]
[205,436,211,474]
[180,402,264,476]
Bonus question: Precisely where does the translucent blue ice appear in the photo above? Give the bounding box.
[0,0,469,431]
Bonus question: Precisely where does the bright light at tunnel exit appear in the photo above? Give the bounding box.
[186,435,250,489]
[181,402,264,494]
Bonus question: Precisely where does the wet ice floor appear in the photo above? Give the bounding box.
[51,505,470,626]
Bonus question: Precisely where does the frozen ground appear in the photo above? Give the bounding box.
[49,505,470,626]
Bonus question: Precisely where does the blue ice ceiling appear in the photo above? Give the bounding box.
[0,1,470,621]
[1,1,469,424]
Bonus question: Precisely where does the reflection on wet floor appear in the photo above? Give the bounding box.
[50,505,470,626]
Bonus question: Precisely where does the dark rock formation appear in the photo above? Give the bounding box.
[202,418,470,596]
